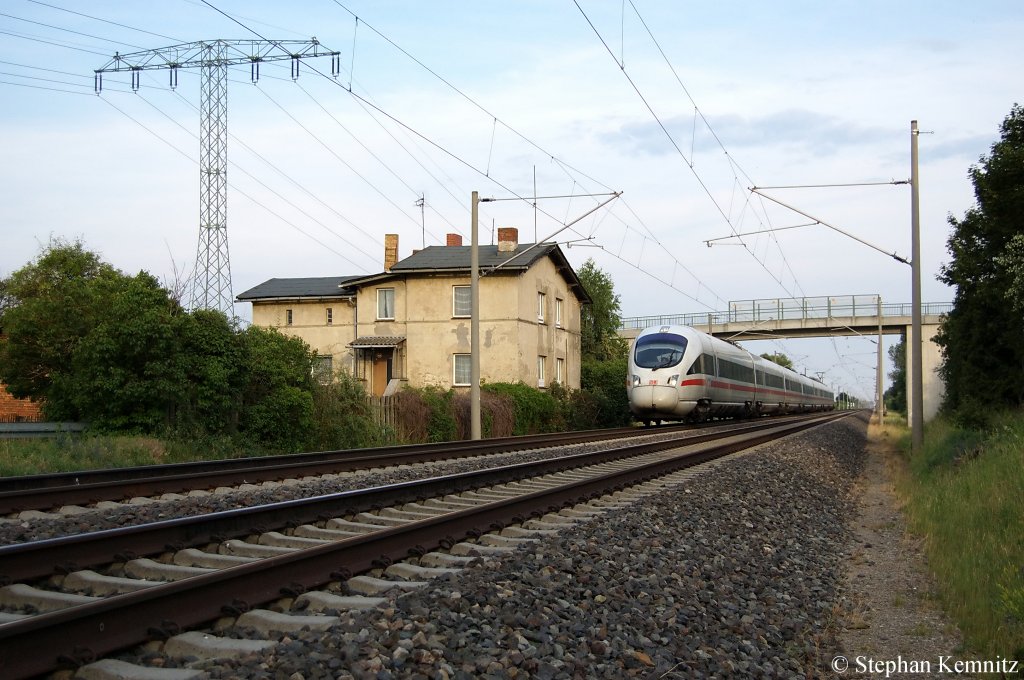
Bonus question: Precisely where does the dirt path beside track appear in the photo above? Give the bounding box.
[836,423,972,679]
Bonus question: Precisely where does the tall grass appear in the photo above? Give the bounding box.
[0,433,252,476]
[892,412,1024,661]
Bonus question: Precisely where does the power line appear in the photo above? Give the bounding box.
[576,0,808,301]
[0,28,114,56]
[0,10,150,50]
[26,0,183,42]
[98,93,374,274]
[314,3,726,308]
[131,84,381,264]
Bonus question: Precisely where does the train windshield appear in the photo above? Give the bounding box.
[634,332,688,369]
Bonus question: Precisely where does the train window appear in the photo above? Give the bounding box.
[686,353,714,375]
[634,332,688,369]
[704,354,717,375]
[717,358,753,382]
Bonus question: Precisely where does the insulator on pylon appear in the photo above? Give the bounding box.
[131,69,141,92]
[291,56,299,80]
[94,72,102,94]
[169,67,178,90]
[251,59,260,84]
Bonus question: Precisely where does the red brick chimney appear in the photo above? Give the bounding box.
[446,233,463,246]
[384,234,399,272]
[498,227,519,253]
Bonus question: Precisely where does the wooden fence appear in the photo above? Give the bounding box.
[367,395,402,439]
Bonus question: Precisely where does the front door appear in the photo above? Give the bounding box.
[371,350,393,396]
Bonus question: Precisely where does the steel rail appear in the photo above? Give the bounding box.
[0,413,850,678]
[0,417,810,583]
[0,425,678,514]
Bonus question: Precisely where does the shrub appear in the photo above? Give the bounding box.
[400,387,458,442]
[311,372,389,450]
[453,390,516,439]
[483,382,564,435]
[581,357,631,427]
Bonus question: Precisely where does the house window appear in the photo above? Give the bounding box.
[313,355,333,383]
[453,285,471,317]
[326,307,333,325]
[454,354,471,386]
[555,298,563,328]
[286,309,293,326]
[537,292,546,323]
[538,355,546,387]
[377,288,395,320]
[556,358,564,384]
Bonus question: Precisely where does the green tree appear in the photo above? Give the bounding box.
[64,270,185,431]
[0,239,119,418]
[174,309,244,435]
[577,258,627,361]
[760,352,794,370]
[0,277,11,329]
[237,325,315,451]
[884,336,907,414]
[936,103,1024,416]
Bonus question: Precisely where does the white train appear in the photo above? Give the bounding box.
[627,325,834,424]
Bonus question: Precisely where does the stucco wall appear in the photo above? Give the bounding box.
[251,299,357,372]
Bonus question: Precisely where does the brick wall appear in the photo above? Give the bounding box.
[0,384,42,422]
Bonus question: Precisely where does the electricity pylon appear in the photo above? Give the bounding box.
[95,40,340,316]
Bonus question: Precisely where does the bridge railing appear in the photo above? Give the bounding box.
[619,295,952,330]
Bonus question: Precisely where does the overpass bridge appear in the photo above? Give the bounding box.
[619,295,951,423]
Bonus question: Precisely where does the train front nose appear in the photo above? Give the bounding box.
[631,385,679,412]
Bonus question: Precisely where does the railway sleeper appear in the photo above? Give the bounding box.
[59,569,164,597]
[121,558,215,582]
[291,523,364,540]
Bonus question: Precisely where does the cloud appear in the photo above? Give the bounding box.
[603,109,901,158]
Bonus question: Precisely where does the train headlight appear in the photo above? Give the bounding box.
[667,374,680,386]
[631,374,641,387]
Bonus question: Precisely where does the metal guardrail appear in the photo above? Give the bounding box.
[0,422,86,439]
[620,295,952,330]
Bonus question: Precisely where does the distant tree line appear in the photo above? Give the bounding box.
[935,103,1024,426]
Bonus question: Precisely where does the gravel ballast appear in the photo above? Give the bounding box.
[0,429,698,546]
[179,415,868,679]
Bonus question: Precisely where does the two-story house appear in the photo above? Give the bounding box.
[236,228,591,396]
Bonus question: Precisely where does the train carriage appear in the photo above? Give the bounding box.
[628,325,834,424]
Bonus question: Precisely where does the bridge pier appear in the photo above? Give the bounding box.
[908,323,944,424]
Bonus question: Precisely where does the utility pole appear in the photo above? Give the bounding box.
[470,191,481,440]
[910,121,924,453]
[95,39,340,316]
[875,296,885,423]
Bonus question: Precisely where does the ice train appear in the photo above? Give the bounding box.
[628,325,834,424]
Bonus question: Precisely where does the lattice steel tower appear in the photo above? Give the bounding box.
[96,40,340,315]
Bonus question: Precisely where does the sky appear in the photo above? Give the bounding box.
[2,1,1022,400]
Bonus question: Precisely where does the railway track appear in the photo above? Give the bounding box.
[0,412,849,678]
[0,425,687,516]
